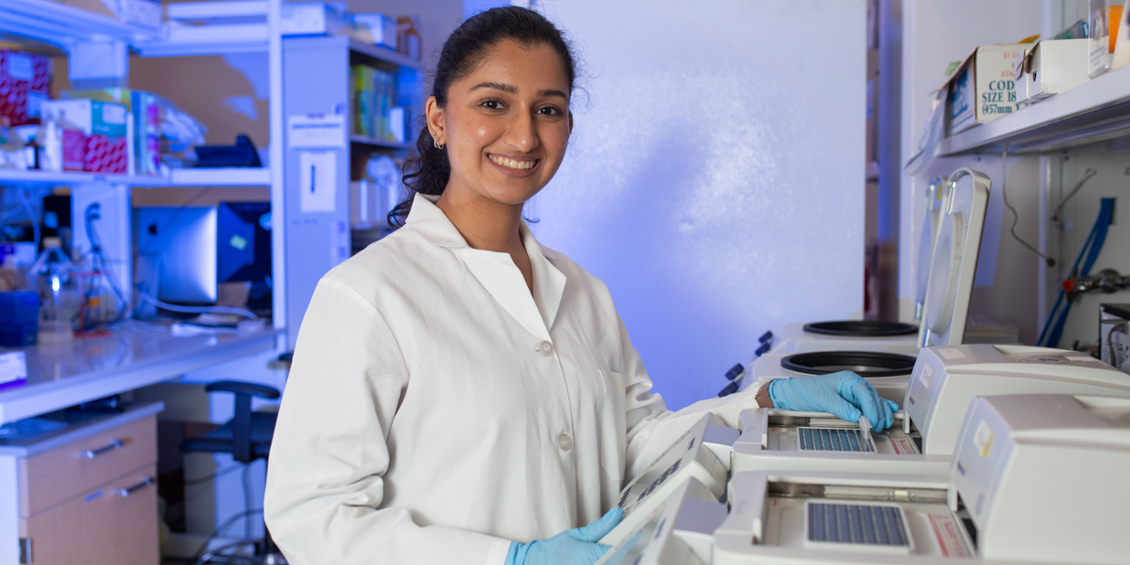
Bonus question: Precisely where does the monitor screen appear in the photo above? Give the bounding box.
[218,202,272,311]
[218,202,271,284]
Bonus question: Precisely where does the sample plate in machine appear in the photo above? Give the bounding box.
[805,501,913,554]
[797,427,876,453]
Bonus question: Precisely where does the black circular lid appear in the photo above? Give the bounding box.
[780,351,917,378]
[802,320,919,337]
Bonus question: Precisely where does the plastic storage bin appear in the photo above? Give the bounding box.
[0,290,39,346]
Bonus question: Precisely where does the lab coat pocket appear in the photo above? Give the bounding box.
[598,369,627,506]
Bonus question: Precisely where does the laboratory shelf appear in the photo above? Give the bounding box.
[168,167,271,186]
[0,323,280,425]
[0,0,159,48]
[349,39,424,71]
[0,169,162,187]
[938,65,1130,156]
[350,135,415,150]
[0,168,271,188]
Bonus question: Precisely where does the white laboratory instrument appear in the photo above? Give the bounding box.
[767,175,950,355]
[713,392,1130,564]
[731,344,1130,476]
[594,477,727,565]
[744,169,991,402]
[600,413,737,546]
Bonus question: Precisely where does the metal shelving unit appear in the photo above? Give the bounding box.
[349,38,424,70]
[938,65,1130,156]
[0,0,160,47]
[350,135,415,150]
[0,168,270,187]
[0,4,290,562]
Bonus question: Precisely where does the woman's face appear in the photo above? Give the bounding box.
[428,40,573,208]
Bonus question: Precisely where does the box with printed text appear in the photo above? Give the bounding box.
[41,99,130,174]
[945,43,1028,135]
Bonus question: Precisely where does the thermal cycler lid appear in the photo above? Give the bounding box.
[595,477,726,565]
[599,413,734,546]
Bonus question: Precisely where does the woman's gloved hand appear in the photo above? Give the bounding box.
[768,371,900,430]
[506,507,623,565]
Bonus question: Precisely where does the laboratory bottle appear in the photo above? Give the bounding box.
[30,237,81,344]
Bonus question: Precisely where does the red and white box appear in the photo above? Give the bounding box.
[41,99,130,174]
[0,50,51,127]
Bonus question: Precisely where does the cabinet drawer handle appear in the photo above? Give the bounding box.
[82,439,125,459]
[118,477,154,497]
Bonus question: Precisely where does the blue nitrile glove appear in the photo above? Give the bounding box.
[506,507,623,565]
[768,371,900,430]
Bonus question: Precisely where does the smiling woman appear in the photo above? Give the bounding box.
[263,6,894,565]
[391,8,578,226]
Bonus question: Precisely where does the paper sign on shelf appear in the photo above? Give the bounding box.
[288,114,346,148]
[299,151,337,213]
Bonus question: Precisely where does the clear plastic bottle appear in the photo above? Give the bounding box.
[30,237,81,344]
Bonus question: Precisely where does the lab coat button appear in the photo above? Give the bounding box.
[557,433,572,451]
[539,341,555,356]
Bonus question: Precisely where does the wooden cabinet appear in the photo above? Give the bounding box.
[14,412,160,565]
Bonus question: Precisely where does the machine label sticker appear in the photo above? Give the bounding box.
[928,513,971,557]
[973,420,994,458]
[918,364,935,389]
[888,434,916,455]
[938,348,965,359]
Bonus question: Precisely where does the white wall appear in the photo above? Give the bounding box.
[463,0,510,19]
[535,0,867,409]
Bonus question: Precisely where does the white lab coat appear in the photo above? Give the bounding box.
[264,194,763,565]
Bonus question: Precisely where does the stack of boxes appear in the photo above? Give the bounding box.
[62,89,164,176]
[0,48,177,176]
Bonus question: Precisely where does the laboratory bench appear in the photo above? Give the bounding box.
[0,321,281,565]
[0,321,281,425]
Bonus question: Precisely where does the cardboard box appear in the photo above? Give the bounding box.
[1012,47,1033,104]
[352,13,398,50]
[945,43,1029,135]
[0,51,51,127]
[41,99,130,174]
[55,0,161,29]
[1016,39,1090,103]
[280,2,351,36]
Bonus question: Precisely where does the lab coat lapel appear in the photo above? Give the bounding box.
[523,222,567,333]
[406,194,565,340]
[458,248,551,341]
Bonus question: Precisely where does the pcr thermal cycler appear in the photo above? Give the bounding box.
[731,344,1130,476]
[595,393,1130,564]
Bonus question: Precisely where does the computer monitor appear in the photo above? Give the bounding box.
[217,202,272,309]
[134,207,218,304]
